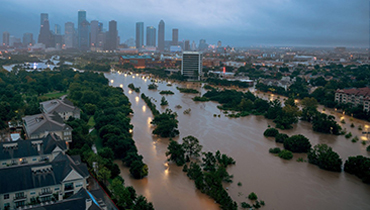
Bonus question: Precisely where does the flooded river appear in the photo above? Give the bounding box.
[107,72,370,210]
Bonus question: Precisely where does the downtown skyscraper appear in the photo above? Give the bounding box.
[158,20,165,52]
[172,29,178,46]
[78,10,90,50]
[146,26,156,47]
[106,20,117,50]
[2,32,10,46]
[136,22,144,49]
[64,22,75,48]
[38,14,54,48]
[40,13,48,26]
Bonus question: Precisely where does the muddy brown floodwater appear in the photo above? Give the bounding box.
[107,72,370,210]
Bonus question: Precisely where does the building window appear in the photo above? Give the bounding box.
[75,182,83,188]
[15,192,24,199]
[4,203,10,210]
[55,187,60,191]
[33,158,37,161]
[15,201,25,208]
[4,194,9,199]
[64,182,74,191]
[30,191,36,195]
[2,162,6,165]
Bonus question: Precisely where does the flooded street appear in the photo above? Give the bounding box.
[107,72,370,210]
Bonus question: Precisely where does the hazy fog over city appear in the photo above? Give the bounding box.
[1,0,368,47]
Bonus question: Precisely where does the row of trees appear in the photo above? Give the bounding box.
[264,128,357,174]
[141,93,179,137]
[166,136,237,210]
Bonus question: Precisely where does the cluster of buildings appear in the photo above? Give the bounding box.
[335,87,370,112]
[1,11,225,54]
[0,98,108,210]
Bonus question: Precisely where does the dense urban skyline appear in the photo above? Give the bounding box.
[0,0,368,47]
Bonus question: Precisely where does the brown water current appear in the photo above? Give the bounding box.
[106,72,370,210]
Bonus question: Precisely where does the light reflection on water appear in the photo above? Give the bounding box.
[107,72,370,210]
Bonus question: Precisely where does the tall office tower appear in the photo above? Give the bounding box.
[217,40,222,48]
[158,20,165,52]
[181,51,203,81]
[38,18,54,48]
[172,29,178,46]
[135,22,144,49]
[54,24,61,35]
[79,20,90,50]
[2,32,10,46]
[146,26,156,47]
[198,39,208,51]
[184,40,190,51]
[22,33,33,46]
[40,13,48,26]
[64,22,75,48]
[78,10,88,49]
[90,20,99,48]
[98,22,103,32]
[191,41,196,50]
[97,32,106,50]
[106,20,117,50]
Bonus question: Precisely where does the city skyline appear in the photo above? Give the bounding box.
[0,0,368,48]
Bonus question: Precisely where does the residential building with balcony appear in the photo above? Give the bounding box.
[0,154,89,210]
[40,98,80,120]
[0,134,67,168]
[22,112,73,142]
[25,187,106,210]
[335,87,370,112]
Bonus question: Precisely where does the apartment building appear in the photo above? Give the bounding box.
[0,154,89,210]
[335,87,370,112]
[0,134,67,168]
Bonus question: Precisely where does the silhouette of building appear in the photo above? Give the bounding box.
[181,51,203,81]
[184,40,190,51]
[198,39,208,51]
[90,20,99,49]
[2,32,10,46]
[106,20,117,50]
[79,20,90,50]
[40,13,48,26]
[64,22,75,48]
[22,33,33,46]
[136,22,144,49]
[158,20,165,52]
[172,28,178,46]
[38,17,54,48]
[78,10,89,50]
[54,24,61,35]
[146,26,156,47]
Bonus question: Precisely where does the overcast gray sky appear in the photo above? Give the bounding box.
[0,0,368,47]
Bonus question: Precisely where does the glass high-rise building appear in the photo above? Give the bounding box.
[2,32,10,46]
[22,33,33,46]
[54,24,61,35]
[106,20,117,50]
[64,22,75,48]
[172,29,178,46]
[146,26,156,47]
[79,20,90,50]
[158,20,165,52]
[78,10,89,50]
[90,20,99,48]
[136,22,144,49]
[38,16,54,48]
[40,13,48,26]
[181,51,203,81]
